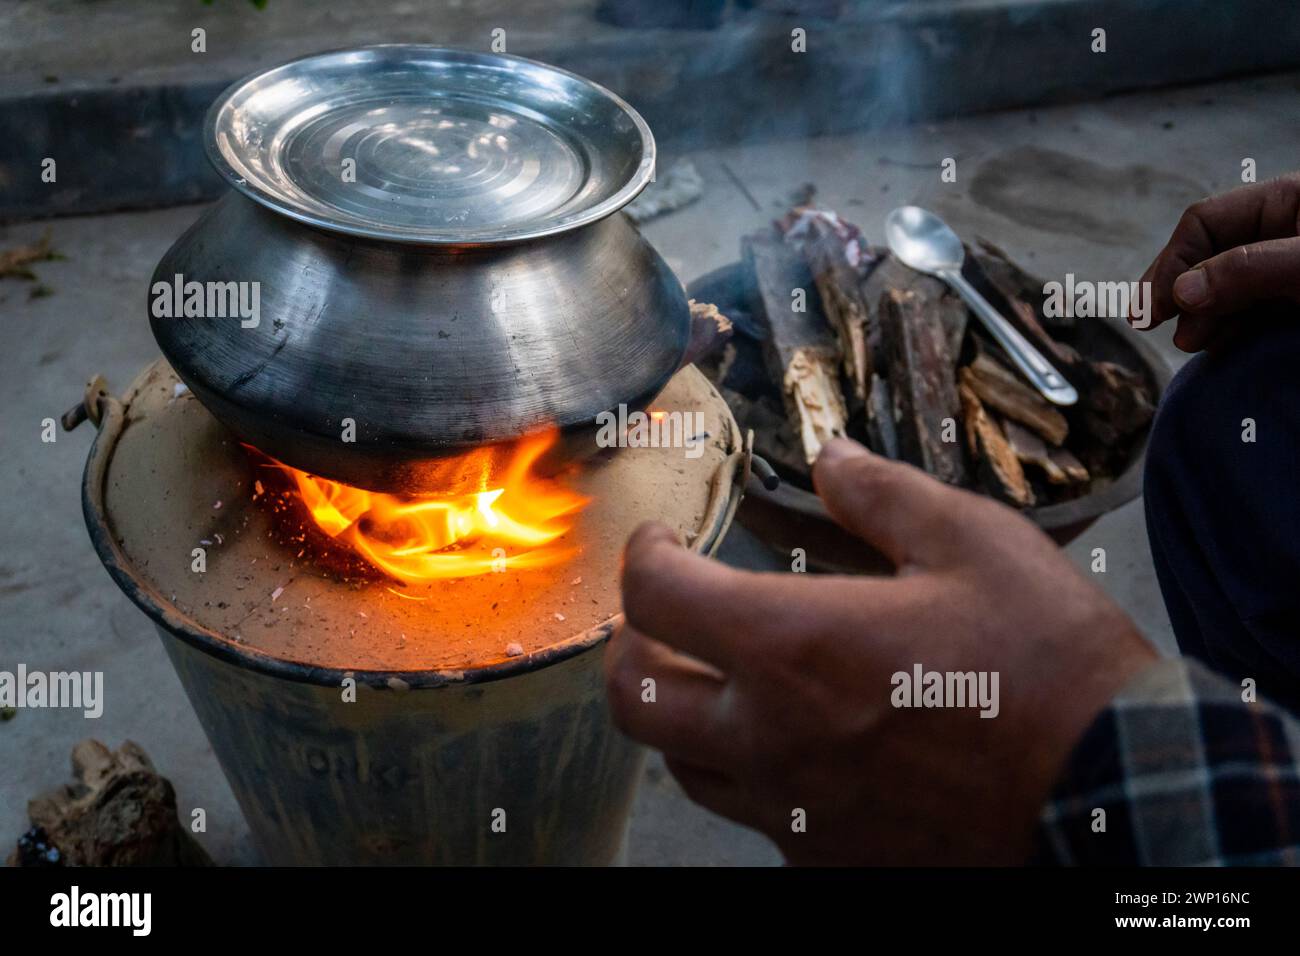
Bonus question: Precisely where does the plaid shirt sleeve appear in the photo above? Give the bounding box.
[1036,656,1300,865]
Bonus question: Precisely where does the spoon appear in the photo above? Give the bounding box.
[884,206,1077,406]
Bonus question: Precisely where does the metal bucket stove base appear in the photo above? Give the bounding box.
[82,360,746,865]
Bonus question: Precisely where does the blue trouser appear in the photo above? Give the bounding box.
[1144,320,1300,714]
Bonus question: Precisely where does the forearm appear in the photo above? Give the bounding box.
[1037,656,1300,865]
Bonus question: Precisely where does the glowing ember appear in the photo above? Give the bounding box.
[254,431,587,582]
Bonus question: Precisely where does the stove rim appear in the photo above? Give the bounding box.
[80,368,746,691]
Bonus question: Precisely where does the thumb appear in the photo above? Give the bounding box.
[1172,236,1300,350]
[812,439,972,570]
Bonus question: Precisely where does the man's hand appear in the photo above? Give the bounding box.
[1133,174,1300,352]
[606,439,1157,865]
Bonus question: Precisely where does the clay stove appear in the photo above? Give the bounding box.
[73,360,744,864]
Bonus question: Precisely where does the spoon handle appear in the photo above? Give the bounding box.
[940,269,1078,406]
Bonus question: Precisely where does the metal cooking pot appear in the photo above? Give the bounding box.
[149,46,689,493]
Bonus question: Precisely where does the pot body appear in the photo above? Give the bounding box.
[150,192,690,493]
[159,624,643,865]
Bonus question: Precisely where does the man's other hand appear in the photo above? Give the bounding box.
[1133,174,1300,352]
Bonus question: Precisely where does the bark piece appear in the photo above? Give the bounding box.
[964,247,1082,370]
[961,353,1070,446]
[862,252,967,372]
[785,349,850,466]
[959,382,1035,507]
[865,375,900,460]
[1003,419,1090,485]
[682,299,734,368]
[744,230,848,464]
[12,739,213,867]
[970,238,1076,332]
[802,217,871,400]
[1048,446,1091,484]
[879,289,966,484]
[937,293,970,366]
[1078,360,1156,446]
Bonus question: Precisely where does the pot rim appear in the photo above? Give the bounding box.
[203,44,657,248]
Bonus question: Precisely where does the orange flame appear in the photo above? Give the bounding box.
[258,431,587,582]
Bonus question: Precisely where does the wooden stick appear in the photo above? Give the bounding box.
[862,252,967,369]
[965,246,1082,369]
[879,289,966,485]
[1003,419,1090,485]
[785,349,850,464]
[959,382,1035,507]
[971,238,1076,332]
[961,353,1070,446]
[803,217,871,400]
[743,230,848,464]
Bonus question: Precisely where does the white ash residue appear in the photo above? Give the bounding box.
[624,159,703,224]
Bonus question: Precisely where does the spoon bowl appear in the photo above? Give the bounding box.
[884,205,968,274]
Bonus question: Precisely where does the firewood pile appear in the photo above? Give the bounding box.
[700,203,1157,508]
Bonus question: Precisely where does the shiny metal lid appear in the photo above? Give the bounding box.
[205,45,655,245]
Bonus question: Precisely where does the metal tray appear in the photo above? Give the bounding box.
[689,262,1173,574]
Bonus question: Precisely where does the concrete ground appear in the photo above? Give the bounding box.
[4,68,1299,865]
